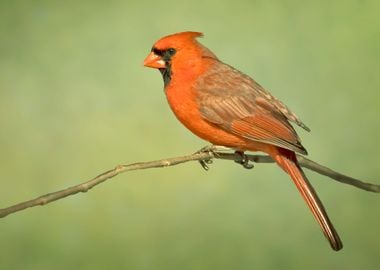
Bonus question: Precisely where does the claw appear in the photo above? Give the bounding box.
[199,159,213,171]
[195,145,216,171]
[234,151,254,169]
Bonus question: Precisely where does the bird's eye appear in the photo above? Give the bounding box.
[167,48,176,56]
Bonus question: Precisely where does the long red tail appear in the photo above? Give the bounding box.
[273,148,343,251]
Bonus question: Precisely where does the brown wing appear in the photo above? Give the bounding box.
[196,60,308,155]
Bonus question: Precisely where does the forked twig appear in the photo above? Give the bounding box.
[0,150,378,218]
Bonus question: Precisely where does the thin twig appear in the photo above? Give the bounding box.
[0,150,378,219]
[298,155,380,192]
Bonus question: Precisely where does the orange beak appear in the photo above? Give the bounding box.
[143,52,166,69]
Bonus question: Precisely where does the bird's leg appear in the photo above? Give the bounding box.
[234,151,254,169]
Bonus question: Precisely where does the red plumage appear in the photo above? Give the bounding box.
[144,31,342,251]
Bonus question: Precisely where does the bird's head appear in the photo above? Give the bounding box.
[143,31,217,86]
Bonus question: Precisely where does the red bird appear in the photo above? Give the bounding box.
[143,31,343,251]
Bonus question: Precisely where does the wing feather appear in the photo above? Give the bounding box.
[196,60,308,154]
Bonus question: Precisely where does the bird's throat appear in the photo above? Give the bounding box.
[159,65,172,88]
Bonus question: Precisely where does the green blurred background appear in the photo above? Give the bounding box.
[1,0,379,269]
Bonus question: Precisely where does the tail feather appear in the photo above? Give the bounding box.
[273,149,343,251]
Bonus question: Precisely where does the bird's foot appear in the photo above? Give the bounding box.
[234,151,254,169]
[195,145,217,171]
[195,145,231,171]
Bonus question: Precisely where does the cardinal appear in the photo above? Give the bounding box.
[143,31,343,251]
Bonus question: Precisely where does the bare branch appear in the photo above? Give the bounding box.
[0,150,378,219]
